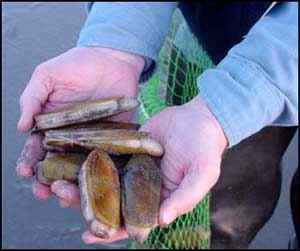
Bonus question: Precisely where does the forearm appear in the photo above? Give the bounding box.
[197,2,298,147]
[77,2,177,81]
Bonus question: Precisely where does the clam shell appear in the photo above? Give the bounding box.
[34,97,139,131]
[44,129,164,156]
[122,154,161,243]
[36,153,86,185]
[79,149,121,238]
[60,120,140,131]
[32,120,140,133]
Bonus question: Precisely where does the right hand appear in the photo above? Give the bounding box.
[16,47,145,204]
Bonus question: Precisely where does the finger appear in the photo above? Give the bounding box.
[160,152,184,190]
[82,229,129,245]
[32,180,52,200]
[51,180,81,206]
[18,66,53,132]
[159,161,220,227]
[139,107,174,144]
[58,198,70,208]
[161,171,180,192]
[16,133,46,177]
[57,197,81,210]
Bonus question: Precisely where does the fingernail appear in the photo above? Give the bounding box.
[51,180,70,199]
[17,116,23,129]
[18,115,32,133]
[17,116,26,132]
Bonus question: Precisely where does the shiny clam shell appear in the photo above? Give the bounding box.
[79,149,121,238]
[34,97,139,131]
[43,129,163,156]
[36,153,86,185]
[122,154,161,243]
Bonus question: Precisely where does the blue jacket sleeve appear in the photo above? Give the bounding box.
[197,2,298,147]
[77,2,177,81]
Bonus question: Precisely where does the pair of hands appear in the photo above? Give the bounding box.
[16,47,228,245]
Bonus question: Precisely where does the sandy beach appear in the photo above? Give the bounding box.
[2,2,298,249]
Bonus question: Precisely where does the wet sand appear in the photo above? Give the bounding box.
[2,2,298,249]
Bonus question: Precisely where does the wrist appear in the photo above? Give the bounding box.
[86,47,145,77]
[184,96,229,154]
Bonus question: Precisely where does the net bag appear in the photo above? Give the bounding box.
[130,9,215,249]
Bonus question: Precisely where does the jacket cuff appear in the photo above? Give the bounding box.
[77,2,176,82]
[197,55,282,148]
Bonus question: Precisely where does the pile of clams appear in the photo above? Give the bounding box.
[33,97,163,243]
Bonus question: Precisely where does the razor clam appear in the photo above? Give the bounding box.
[43,129,164,156]
[58,120,140,131]
[32,120,140,133]
[34,97,139,131]
[36,153,86,185]
[79,149,121,238]
[122,154,161,243]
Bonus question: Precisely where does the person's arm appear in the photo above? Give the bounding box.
[16,3,176,204]
[197,2,298,147]
[77,2,177,81]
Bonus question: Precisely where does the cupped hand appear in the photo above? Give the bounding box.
[16,46,145,202]
[140,96,228,227]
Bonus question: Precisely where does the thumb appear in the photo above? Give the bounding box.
[17,97,42,132]
[159,160,220,227]
[17,66,52,132]
[139,112,168,145]
[139,106,175,143]
[139,115,160,136]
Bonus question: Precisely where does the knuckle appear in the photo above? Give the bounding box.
[32,62,53,94]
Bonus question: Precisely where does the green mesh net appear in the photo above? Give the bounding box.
[130,9,215,249]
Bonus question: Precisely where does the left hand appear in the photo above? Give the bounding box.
[50,96,228,245]
[141,96,228,227]
[15,47,144,202]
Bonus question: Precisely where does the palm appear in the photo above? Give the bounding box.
[140,97,227,226]
[16,46,144,200]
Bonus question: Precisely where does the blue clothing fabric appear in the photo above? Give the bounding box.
[78,2,177,81]
[77,2,298,147]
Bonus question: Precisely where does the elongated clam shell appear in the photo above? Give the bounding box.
[44,129,164,156]
[36,153,86,185]
[122,154,161,243]
[32,120,140,133]
[58,120,140,131]
[34,97,139,131]
[79,149,121,238]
